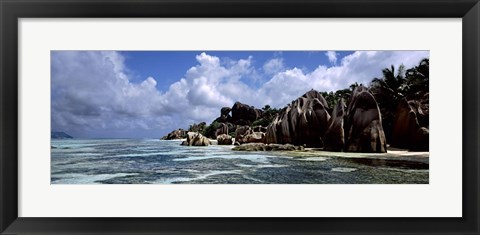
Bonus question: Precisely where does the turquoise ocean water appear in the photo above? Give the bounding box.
[51,139,428,184]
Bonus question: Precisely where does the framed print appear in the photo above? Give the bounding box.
[1,0,479,234]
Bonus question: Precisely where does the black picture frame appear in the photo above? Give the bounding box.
[1,0,479,234]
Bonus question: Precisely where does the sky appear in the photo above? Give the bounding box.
[51,50,429,138]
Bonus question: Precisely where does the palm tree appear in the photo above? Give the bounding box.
[369,64,407,142]
[405,58,429,95]
[370,64,407,101]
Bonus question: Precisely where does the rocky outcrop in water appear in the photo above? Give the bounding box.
[391,95,429,151]
[161,129,187,140]
[344,86,387,153]
[181,132,211,146]
[265,90,330,147]
[216,134,233,145]
[323,98,346,151]
[232,143,304,151]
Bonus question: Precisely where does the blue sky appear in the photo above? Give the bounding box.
[122,51,354,91]
[51,50,429,138]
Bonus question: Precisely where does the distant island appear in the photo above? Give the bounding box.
[51,131,73,139]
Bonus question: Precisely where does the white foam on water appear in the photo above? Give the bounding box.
[52,173,138,184]
[296,157,330,161]
[113,152,164,157]
[154,170,244,184]
[56,153,103,157]
[331,167,357,173]
[380,168,429,173]
[173,154,271,163]
[242,175,264,183]
[236,164,288,168]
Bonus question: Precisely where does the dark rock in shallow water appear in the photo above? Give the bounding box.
[324,98,346,151]
[265,89,330,147]
[232,143,304,151]
[180,132,210,146]
[344,86,387,153]
[51,131,73,139]
[391,97,429,151]
[217,134,233,145]
[161,129,187,140]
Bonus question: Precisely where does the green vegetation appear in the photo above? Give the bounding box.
[252,105,280,127]
[202,121,221,138]
[370,58,429,140]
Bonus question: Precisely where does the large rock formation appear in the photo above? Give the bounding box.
[215,107,232,123]
[391,96,429,151]
[217,134,233,145]
[323,98,346,151]
[265,90,330,147]
[180,132,211,146]
[344,86,387,153]
[161,129,187,140]
[231,102,263,126]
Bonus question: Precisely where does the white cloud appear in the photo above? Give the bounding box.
[263,58,284,75]
[325,51,338,64]
[52,51,429,138]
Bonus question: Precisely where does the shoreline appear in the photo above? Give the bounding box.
[160,139,429,163]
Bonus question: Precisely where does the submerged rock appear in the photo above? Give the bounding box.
[232,143,304,151]
[180,132,211,146]
[344,86,387,153]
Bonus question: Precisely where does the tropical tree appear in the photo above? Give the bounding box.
[369,64,407,141]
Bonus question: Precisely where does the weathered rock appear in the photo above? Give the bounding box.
[161,129,187,140]
[253,126,267,133]
[411,127,429,151]
[391,97,429,151]
[231,102,263,125]
[215,123,229,137]
[180,132,211,146]
[235,125,265,144]
[265,89,330,147]
[235,125,251,142]
[344,87,387,153]
[221,107,232,118]
[216,134,233,145]
[244,132,265,143]
[324,98,346,151]
[232,143,304,151]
